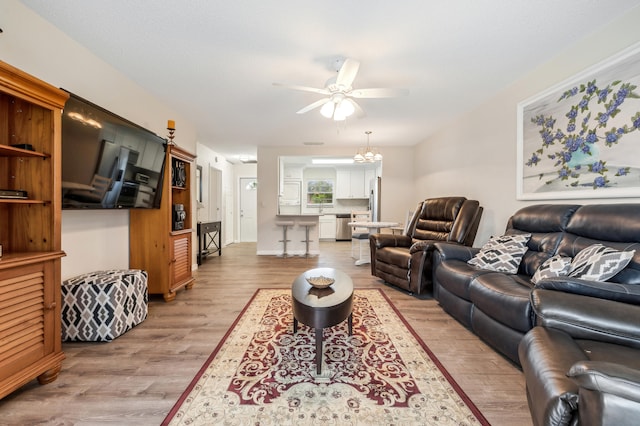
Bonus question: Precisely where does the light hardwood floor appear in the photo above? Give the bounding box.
[1,242,532,425]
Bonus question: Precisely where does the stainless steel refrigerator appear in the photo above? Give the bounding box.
[369,176,381,221]
[97,140,131,208]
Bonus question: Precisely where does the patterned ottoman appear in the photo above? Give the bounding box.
[61,269,148,341]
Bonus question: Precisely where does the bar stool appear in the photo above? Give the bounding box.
[275,220,295,257]
[298,221,316,257]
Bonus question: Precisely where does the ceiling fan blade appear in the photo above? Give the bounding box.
[273,82,330,95]
[350,88,410,98]
[296,98,331,114]
[336,58,360,88]
[351,99,366,118]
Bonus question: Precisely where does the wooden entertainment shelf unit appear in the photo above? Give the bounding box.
[0,61,69,399]
[130,144,196,302]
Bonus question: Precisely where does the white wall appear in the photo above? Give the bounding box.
[2,0,198,279]
[7,0,640,272]
[196,142,236,245]
[257,145,414,255]
[414,6,640,245]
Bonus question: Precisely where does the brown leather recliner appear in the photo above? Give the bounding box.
[369,197,482,295]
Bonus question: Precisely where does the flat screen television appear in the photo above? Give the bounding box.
[61,91,167,209]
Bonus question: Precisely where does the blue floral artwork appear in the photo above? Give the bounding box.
[518,43,640,200]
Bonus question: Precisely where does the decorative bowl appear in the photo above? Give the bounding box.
[305,275,335,289]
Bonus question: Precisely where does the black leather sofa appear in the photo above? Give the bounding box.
[369,197,482,295]
[432,203,640,424]
[520,280,640,425]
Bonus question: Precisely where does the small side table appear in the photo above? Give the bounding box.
[197,221,222,265]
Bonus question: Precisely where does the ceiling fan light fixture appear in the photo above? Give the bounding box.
[336,99,355,118]
[276,57,409,122]
[320,101,335,118]
[333,107,347,121]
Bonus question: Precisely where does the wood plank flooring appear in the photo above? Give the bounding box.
[0,242,532,425]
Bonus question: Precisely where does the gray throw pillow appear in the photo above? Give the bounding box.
[531,255,572,284]
[467,234,531,274]
[568,244,635,282]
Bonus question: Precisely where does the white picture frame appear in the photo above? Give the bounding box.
[517,42,640,200]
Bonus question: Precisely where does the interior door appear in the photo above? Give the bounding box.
[239,177,257,242]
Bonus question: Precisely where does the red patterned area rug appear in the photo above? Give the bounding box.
[162,289,489,425]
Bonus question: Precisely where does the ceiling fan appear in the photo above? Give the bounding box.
[274,58,408,121]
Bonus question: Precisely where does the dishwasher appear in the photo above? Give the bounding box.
[335,214,352,241]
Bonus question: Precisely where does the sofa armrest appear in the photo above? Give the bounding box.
[433,241,479,262]
[409,239,437,255]
[568,361,640,423]
[531,288,640,346]
[569,361,640,403]
[369,233,412,249]
[535,276,640,305]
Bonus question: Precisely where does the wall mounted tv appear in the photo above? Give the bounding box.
[61,91,167,209]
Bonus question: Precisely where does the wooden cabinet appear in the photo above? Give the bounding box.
[130,145,196,302]
[0,61,69,398]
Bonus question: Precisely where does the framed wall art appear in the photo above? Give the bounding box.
[517,42,640,200]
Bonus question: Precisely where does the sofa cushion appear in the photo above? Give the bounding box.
[376,246,411,269]
[470,272,535,332]
[467,234,531,274]
[532,255,572,284]
[557,204,640,285]
[568,244,635,281]
[410,197,463,241]
[504,204,580,276]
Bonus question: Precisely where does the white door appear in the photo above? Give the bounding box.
[239,177,257,242]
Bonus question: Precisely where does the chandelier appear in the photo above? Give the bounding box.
[354,131,382,163]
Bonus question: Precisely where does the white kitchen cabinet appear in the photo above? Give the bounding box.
[139,139,164,172]
[336,170,350,199]
[336,169,366,199]
[319,214,337,240]
[282,165,303,179]
[350,169,365,198]
[115,131,143,154]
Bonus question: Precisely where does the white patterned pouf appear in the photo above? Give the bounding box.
[61,269,148,342]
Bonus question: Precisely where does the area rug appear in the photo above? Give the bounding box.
[162,289,489,425]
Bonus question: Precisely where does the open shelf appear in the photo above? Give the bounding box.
[0,144,49,158]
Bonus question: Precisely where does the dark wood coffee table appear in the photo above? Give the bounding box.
[291,268,353,375]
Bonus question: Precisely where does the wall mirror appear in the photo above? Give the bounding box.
[196,165,203,204]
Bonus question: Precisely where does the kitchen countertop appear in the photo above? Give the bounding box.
[276,213,321,217]
[275,212,354,217]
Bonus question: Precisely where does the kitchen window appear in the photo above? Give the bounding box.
[306,179,333,207]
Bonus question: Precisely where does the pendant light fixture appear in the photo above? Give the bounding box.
[354,131,382,163]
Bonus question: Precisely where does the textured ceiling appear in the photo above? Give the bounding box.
[20,0,640,162]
